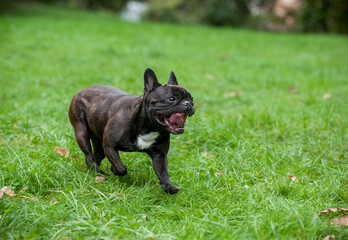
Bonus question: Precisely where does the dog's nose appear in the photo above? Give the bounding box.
[182,101,191,107]
[182,101,195,116]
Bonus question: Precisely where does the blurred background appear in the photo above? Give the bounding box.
[2,0,348,34]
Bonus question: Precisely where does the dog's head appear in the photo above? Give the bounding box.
[143,68,195,134]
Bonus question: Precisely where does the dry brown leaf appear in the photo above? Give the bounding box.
[96,176,106,182]
[145,233,155,239]
[323,93,332,100]
[224,91,241,98]
[1,187,30,200]
[214,172,222,177]
[0,186,7,199]
[12,187,27,196]
[5,187,27,197]
[289,86,297,93]
[54,147,69,158]
[21,195,38,202]
[323,235,335,240]
[202,151,214,160]
[5,187,16,196]
[331,215,348,226]
[288,175,298,182]
[315,207,348,218]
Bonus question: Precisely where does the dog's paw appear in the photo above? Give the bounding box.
[110,165,127,176]
[164,185,180,194]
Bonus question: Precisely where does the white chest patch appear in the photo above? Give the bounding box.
[137,132,160,150]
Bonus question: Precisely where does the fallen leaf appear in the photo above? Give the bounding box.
[4,187,15,196]
[224,91,241,98]
[288,175,298,182]
[0,186,7,199]
[323,93,332,100]
[145,233,155,239]
[331,215,348,226]
[214,172,222,177]
[205,170,210,174]
[5,187,27,197]
[323,235,335,240]
[201,151,214,160]
[315,207,348,218]
[21,195,38,202]
[289,86,297,93]
[1,186,30,200]
[54,147,69,158]
[95,176,106,182]
[13,187,27,196]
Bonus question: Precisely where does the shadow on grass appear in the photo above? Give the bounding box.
[81,155,158,190]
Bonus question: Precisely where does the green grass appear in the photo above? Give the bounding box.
[1,4,347,239]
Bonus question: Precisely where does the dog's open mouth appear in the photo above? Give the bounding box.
[156,113,188,134]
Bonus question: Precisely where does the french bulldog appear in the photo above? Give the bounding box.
[68,68,195,194]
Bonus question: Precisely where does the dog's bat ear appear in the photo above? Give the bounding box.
[144,68,161,92]
[168,71,178,85]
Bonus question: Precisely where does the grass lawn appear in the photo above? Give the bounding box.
[0,4,347,239]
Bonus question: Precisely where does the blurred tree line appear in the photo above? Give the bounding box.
[142,0,348,33]
[3,0,348,33]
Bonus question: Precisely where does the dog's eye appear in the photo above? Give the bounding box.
[168,96,176,101]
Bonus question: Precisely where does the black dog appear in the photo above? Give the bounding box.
[68,68,195,194]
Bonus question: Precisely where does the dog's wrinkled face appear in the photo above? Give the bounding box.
[147,85,194,134]
[143,69,195,134]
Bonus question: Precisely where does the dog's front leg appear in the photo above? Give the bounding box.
[149,152,180,194]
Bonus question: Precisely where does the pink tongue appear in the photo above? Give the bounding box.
[169,113,186,127]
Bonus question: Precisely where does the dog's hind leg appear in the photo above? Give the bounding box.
[91,134,109,176]
[69,98,107,175]
[69,97,94,171]
[72,122,95,169]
